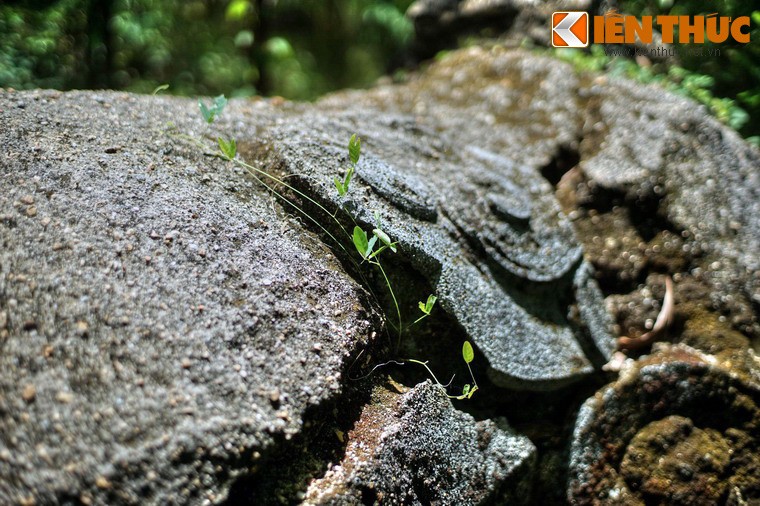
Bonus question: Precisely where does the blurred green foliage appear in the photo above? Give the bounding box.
[554,0,760,142]
[0,0,413,100]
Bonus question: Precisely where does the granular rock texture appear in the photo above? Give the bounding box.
[304,381,536,505]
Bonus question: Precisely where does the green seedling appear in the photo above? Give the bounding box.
[407,340,479,400]
[217,137,237,160]
[413,294,437,325]
[457,340,478,400]
[152,84,170,95]
[334,134,361,196]
[199,94,228,124]
[348,133,361,164]
[418,294,436,316]
[334,165,354,196]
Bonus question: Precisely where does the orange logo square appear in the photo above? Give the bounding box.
[552,12,589,48]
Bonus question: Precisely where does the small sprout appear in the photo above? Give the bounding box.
[456,340,479,400]
[418,294,437,316]
[199,94,228,124]
[348,134,361,165]
[152,84,170,95]
[218,137,237,160]
[335,134,360,196]
[334,164,354,196]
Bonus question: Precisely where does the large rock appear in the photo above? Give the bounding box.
[0,90,379,504]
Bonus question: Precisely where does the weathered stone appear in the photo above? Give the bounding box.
[304,381,536,505]
[0,90,379,505]
[568,343,760,504]
[579,77,760,342]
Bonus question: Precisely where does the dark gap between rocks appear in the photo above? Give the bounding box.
[223,383,373,505]
[540,144,581,188]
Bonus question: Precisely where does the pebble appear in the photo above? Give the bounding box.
[95,476,112,489]
[74,320,89,337]
[22,384,36,403]
[25,206,37,217]
[55,391,74,404]
[20,195,34,205]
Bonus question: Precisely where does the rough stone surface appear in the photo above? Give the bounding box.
[578,78,760,343]
[304,380,536,505]
[0,90,379,505]
[568,344,760,505]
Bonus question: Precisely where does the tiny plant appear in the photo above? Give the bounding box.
[414,294,437,324]
[217,137,237,160]
[152,83,170,95]
[407,341,479,400]
[334,133,360,196]
[199,94,228,124]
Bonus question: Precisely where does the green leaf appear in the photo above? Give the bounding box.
[462,341,474,364]
[199,100,214,123]
[343,165,354,192]
[348,134,361,165]
[366,236,378,257]
[418,294,436,315]
[152,84,169,95]
[217,137,237,160]
[334,176,346,196]
[214,95,228,111]
[373,228,391,248]
[353,226,369,258]
[425,294,437,313]
[462,384,470,397]
[200,95,228,124]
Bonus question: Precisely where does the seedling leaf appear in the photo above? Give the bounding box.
[152,84,169,95]
[213,94,228,113]
[218,137,237,160]
[425,294,437,313]
[199,100,213,123]
[462,384,470,397]
[199,95,228,124]
[366,236,378,257]
[334,176,346,196]
[418,294,437,315]
[462,341,474,364]
[353,226,369,258]
[343,165,354,191]
[348,134,361,165]
[373,228,392,248]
